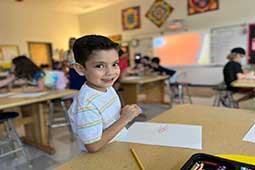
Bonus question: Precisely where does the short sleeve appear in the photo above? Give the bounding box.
[234,63,243,74]
[34,72,45,81]
[76,105,103,144]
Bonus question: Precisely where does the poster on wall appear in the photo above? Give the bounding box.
[145,0,174,28]
[188,0,219,15]
[0,45,19,64]
[121,6,141,31]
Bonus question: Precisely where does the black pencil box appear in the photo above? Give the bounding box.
[181,153,255,170]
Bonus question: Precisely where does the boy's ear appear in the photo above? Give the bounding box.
[72,63,85,76]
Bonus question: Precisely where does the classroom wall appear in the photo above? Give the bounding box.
[79,0,255,40]
[78,0,255,85]
[0,2,80,57]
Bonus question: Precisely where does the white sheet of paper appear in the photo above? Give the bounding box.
[9,92,48,98]
[243,124,255,143]
[0,92,15,97]
[117,122,202,150]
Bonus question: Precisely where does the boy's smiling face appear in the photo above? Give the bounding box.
[75,49,120,92]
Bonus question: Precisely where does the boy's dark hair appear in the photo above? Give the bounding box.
[73,35,119,66]
[12,55,44,80]
[151,57,160,65]
[231,47,246,55]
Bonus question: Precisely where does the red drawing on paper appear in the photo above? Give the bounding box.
[158,125,168,133]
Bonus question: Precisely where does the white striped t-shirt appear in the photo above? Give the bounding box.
[68,83,127,152]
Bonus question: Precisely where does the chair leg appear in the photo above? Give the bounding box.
[60,100,75,141]
[212,93,218,106]
[166,83,173,108]
[227,92,239,108]
[178,84,184,104]
[217,91,224,107]
[185,85,192,104]
[3,121,12,141]
[3,121,16,158]
[7,120,32,167]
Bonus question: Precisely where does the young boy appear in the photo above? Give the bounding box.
[68,35,141,153]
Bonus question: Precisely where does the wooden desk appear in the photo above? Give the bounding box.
[120,75,169,104]
[232,79,255,88]
[0,89,78,154]
[55,104,255,170]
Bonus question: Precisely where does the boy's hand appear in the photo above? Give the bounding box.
[120,104,142,123]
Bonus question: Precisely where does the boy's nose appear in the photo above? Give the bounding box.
[105,67,116,75]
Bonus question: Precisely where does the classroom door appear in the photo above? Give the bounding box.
[28,42,53,67]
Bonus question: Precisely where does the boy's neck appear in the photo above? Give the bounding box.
[86,81,107,92]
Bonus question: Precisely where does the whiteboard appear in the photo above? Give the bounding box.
[210,24,248,64]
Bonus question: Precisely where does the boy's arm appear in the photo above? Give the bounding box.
[85,116,128,153]
[85,104,141,153]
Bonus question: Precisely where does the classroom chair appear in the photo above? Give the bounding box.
[169,82,192,105]
[167,71,192,106]
[48,96,75,141]
[212,82,239,108]
[0,112,31,166]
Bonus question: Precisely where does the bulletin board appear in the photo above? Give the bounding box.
[210,24,248,64]
[0,45,19,63]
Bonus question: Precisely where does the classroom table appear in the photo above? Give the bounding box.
[0,89,78,154]
[54,104,255,170]
[232,79,255,88]
[120,75,169,104]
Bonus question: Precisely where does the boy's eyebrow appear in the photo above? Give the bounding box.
[94,60,119,64]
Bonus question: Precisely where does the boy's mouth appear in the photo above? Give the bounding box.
[102,77,116,83]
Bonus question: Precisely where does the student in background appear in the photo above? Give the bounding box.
[118,49,129,78]
[223,47,250,91]
[0,56,45,90]
[126,55,144,76]
[151,57,176,76]
[223,47,254,102]
[40,62,68,90]
[64,37,76,66]
[64,37,86,90]
[113,49,128,91]
[151,57,185,98]
[68,35,141,153]
[12,55,45,91]
[141,56,152,74]
[0,56,68,91]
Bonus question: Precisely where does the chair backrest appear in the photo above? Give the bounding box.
[169,71,187,83]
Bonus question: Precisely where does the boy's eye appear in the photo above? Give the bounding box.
[95,64,105,69]
[113,63,119,67]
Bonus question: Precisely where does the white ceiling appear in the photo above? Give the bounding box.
[10,0,125,15]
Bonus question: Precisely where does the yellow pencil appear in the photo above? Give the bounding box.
[130,148,145,170]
